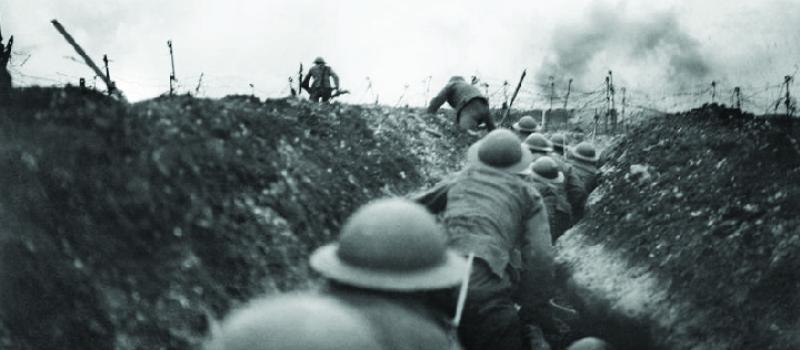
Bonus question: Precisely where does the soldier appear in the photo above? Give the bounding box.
[567,337,612,350]
[301,56,340,103]
[419,129,555,350]
[565,142,601,220]
[550,134,567,156]
[205,293,382,350]
[528,157,573,243]
[309,198,469,350]
[566,142,601,195]
[522,133,554,161]
[428,76,496,132]
[513,116,540,140]
[547,133,587,225]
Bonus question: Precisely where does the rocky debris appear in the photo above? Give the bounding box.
[0,88,467,349]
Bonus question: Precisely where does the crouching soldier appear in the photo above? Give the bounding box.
[301,56,340,103]
[418,129,555,350]
[310,198,470,350]
[527,156,573,243]
[428,76,496,133]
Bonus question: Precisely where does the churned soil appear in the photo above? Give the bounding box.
[582,104,800,349]
[0,87,468,349]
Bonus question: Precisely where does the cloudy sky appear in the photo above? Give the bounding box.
[2,0,799,112]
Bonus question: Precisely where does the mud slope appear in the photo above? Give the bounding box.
[0,87,469,349]
[558,105,800,349]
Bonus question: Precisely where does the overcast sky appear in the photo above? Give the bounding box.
[3,0,800,112]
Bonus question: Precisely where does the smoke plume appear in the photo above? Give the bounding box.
[537,4,711,89]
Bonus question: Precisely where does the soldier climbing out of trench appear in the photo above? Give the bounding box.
[301,56,341,103]
[428,76,496,135]
[412,129,556,350]
[308,198,470,350]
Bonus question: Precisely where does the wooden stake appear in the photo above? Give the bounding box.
[167,40,176,96]
[500,69,527,124]
[51,20,119,96]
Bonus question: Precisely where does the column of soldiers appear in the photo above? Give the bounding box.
[206,74,606,349]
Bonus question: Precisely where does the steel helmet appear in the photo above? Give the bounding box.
[467,128,534,174]
[567,337,611,350]
[512,115,539,133]
[310,198,467,291]
[314,56,326,64]
[569,142,599,163]
[205,293,381,350]
[523,132,554,153]
[530,156,564,184]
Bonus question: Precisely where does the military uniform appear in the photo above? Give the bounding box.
[302,57,340,102]
[527,157,573,243]
[428,76,495,131]
[425,130,554,350]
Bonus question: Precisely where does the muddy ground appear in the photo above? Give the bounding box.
[560,104,800,349]
[0,89,796,349]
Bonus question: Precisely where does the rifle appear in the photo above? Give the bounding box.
[298,63,304,96]
[499,69,527,125]
[449,252,474,350]
[330,89,350,99]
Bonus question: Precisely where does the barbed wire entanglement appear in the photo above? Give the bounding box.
[6,44,798,119]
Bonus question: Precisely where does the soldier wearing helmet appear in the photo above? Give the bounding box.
[415,129,555,350]
[512,116,540,140]
[522,132,554,161]
[565,142,601,220]
[545,133,588,226]
[526,156,572,243]
[427,76,496,133]
[310,198,469,350]
[205,294,383,350]
[301,56,340,103]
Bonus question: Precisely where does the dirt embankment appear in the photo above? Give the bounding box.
[0,88,469,349]
[558,105,800,349]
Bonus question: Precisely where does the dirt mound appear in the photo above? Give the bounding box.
[567,104,800,349]
[0,87,467,349]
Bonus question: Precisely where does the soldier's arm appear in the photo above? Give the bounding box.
[427,84,451,113]
[564,168,587,221]
[329,68,340,89]
[301,67,315,90]
[407,173,459,214]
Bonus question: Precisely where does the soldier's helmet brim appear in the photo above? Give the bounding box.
[310,244,467,291]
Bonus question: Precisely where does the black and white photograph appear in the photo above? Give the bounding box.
[0,1,798,349]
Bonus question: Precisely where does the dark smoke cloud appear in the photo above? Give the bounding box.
[537,3,711,88]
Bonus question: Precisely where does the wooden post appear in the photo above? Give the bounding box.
[563,78,572,109]
[500,69,527,124]
[785,76,793,117]
[548,76,555,111]
[167,40,176,96]
[51,20,119,96]
[195,73,205,96]
[103,54,114,96]
[713,81,719,104]
[298,63,304,97]
[733,86,741,110]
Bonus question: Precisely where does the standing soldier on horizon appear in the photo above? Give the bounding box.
[301,56,340,103]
